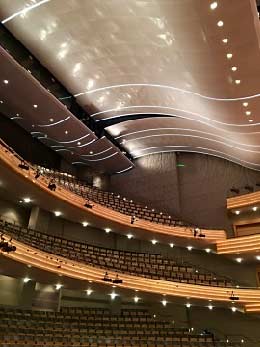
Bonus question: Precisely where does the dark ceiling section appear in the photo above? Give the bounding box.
[0,25,134,174]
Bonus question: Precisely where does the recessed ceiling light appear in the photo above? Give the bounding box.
[127,234,133,239]
[33,104,38,108]
[235,79,241,84]
[217,20,224,27]
[3,79,9,84]
[82,222,88,227]
[226,53,233,59]
[23,197,31,203]
[245,111,251,116]
[54,211,62,217]
[231,66,237,71]
[243,102,248,107]
[65,130,68,134]
[105,228,111,233]
[252,206,258,211]
[235,210,240,215]
[210,2,218,10]
[235,257,243,263]
[151,239,158,245]
[222,38,228,44]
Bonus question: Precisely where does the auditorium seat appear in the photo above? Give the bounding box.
[0,219,235,288]
[0,307,241,347]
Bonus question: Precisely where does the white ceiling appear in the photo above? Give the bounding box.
[0,0,260,170]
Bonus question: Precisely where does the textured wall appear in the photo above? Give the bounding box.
[108,152,181,216]
[108,152,260,232]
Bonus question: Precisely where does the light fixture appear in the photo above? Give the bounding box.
[0,100,3,104]
[161,299,167,306]
[151,239,158,245]
[235,210,240,215]
[23,197,31,203]
[90,151,93,154]
[55,284,63,290]
[210,2,218,10]
[65,130,68,134]
[33,104,38,108]
[127,234,133,239]
[231,66,237,71]
[222,38,228,43]
[54,211,62,217]
[208,305,213,310]
[23,277,31,283]
[3,79,9,84]
[109,292,118,300]
[241,339,244,343]
[217,20,224,27]
[82,222,88,227]
[243,102,248,107]
[226,53,233,59]
[134,296,140,303]
[245,111,251,116]
[169,243,174,248]
[77,142,81,145]
[231,306,237,312]
[248,119,253,122]
[235,257,242,263]
[105,228,111,233]
[187,246,193,251]
[256,256,260,261]
[186,303,191,308]
[205,248,211,253]
[235,79,241,84]
[49,118,54,122]
[86,288,93,296]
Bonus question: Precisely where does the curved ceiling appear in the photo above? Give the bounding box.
[0,0,260,170]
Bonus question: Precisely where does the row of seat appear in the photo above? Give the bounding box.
[40,168,188,228]
[0,219,234,287]
[0,307,241,347]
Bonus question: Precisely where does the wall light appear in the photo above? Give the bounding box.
[161,299,167,306]
[3,79,9,84]
[127,234,133,239]
[187,246,193,251]
[55,284,63,290]
[151,239,158,245]
[186,303,191,308]
[54,211,62,217]
[169,243,174,248]
[23,277,31,283]
[86,289,93,296]
[23,197,31,203]
[217,20,224,27]
[105,228,111,233]
[210,2,218,10]
[235,257,242,263]
[134,296,140,303]
[256,256,260,261]
[235,210,240,215]
[208,305,213,310]
[231,306,237,312]
[252,206,258,212]
[205,248,211,253]
[226,53,233,59]
[109,292,118,300]
[82,222,88,227]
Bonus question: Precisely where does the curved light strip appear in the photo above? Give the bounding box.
[83,152,118,162]
[10,116,23,120]
[37,116,70,127]
[47,134,90,144]
[55,149,73,153]
[115,165,134,174]
[99,109,260,128]
[120,127,260,148]
[133,146,260,169]
[81,147,113,157]
[59,83,260,102]
[77,138,96,148]
[125,133,260,154]
[1,0,51,24]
